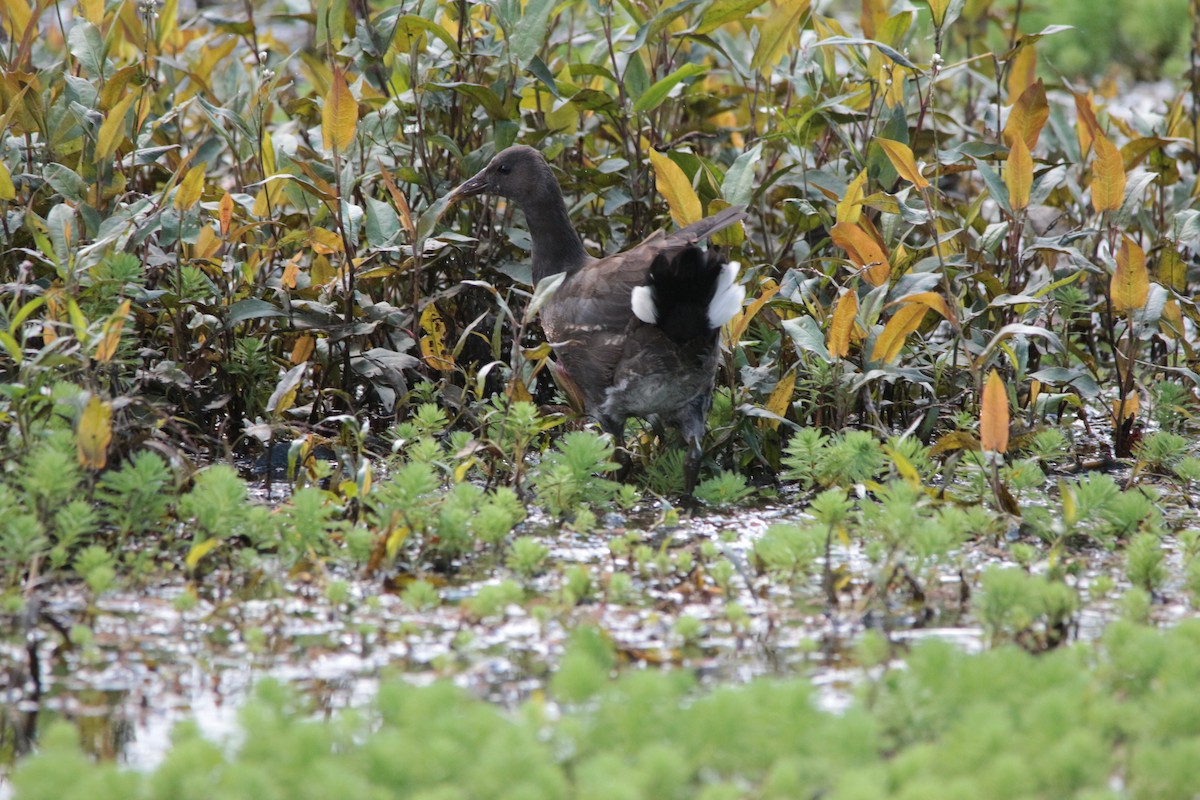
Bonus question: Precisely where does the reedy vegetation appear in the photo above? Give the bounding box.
[3,0,1200,791]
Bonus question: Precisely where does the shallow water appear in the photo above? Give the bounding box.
[5,478,1175,800]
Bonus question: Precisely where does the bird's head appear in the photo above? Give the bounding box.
[448,145,554,204]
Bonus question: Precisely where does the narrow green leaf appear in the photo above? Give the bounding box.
[632,62,706,113]
[722,141,763,207]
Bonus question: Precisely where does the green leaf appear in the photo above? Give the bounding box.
[722,141,763,207]
[632,62,706,113]
[817,35,917,69]
[364,195,401,248]
[68,21,107,79]
[430,82,510,120]
[781,316,831,361]
[46,204,77,265]
[697,0,768,34]
[509,0,554,68]
[44,163,88,203]
[969,156,1014,219]
[227,299,287,328]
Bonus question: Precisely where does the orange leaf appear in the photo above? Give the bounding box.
[219,191,234,236]
[378,162,416,240]
[1003,78,1047,152]
[94,299,131,362]
[77,395,113,470]
[322,67,358,153]
[875,138,929,189]
[870,304,927,363]
[1073,90,1101,159]
[831,221,891,286]
[763,369,796,430]
[827,290,858,358]
[727,280,780,345]
[889,291,954,322]
[1111,235,1149,312]
[1005,136,1032,212]
[291,334,316,365]
[980,369,1009,454]
[1091,133,1126,213]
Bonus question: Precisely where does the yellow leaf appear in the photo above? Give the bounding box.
[751,0,811,71]
[979,369,1009,454]
[94,299,131,362]
[763,369,796,430]
[929,430,981,457]
[647,149,701,227]
[308,226,344,254]
[1091,133,1126,213]
[219,191,234,236]
[1161,299,1183,339]
[727,280,780,345]
[836,169,867,223]
[1111,235,1149,312]
[322,67,358,153]
[830,221,891,286]
[420,303,456,372]
[96,90,138,161]
[1005,136,1032,212]
[1003,78,1048,152]
[173,162,206,211]
[870,304,927,363]
[927,0,951,26]
[1113,393,1139,423]
[875,138,929,189]
[0,159,14,201]
[77,395,113,470]
[1158,245,1185,292]
[185,538,221,572]
[1005,49,1038,116]
[80,0,104,25]
[1,0,32,40]
[827,290,857,358]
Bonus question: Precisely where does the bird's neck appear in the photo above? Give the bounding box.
[523,186,589,284]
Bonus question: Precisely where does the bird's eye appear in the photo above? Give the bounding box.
[496,163,511,175]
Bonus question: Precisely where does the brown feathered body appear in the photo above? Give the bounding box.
[452,146,745,493]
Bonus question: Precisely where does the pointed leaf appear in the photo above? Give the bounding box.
[94,299,130,362]
[1005,137,1032,212]
[751,0,811,70]
[632,63,706,113]
[763,369,796,430]
[1111,235,1149,312]
[980,369,1009,454]
[827,290,857,358]
[219,191,234,236]
[648,149,702,227]
[77,395,113,470]
[420,303,455,371]
[836,169,868,223]
[0,159,15,201]
[1002,77,1048,151]
[322,67,358,153]
[875,138,929,189]
[870,304,927,362]
[1091,133,1125,213]
[96,90,137,161]
[174,163,206,211]
[831,221,891,285]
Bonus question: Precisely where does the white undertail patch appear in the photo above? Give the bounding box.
[707,261,745,328]
[630,285,658,324]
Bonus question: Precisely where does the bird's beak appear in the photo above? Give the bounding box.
[448,169,489,203]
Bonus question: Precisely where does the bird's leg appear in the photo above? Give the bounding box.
[599,415,631,482]
[683,432,703,497]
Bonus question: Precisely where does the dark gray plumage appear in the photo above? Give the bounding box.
[451,145,745,495]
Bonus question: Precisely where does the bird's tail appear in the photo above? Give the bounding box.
[630,247,745,343]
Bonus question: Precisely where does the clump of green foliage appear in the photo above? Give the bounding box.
[17,620,1200,799]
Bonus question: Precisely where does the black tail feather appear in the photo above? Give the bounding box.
[643,247,725,343]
